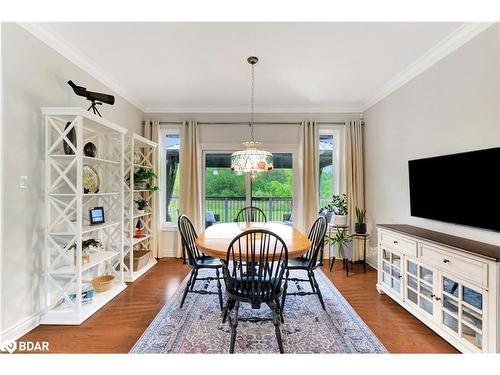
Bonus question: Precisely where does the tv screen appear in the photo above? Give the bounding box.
[408,147,500,232]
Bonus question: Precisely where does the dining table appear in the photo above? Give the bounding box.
[195,222,311,260]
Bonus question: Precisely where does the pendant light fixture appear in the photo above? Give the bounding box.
[231,56,273,174]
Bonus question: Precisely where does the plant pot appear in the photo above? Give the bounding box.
[335,241,353,259]
[332,214,348,227]
[134,182,147,190]
[82,255,90,265]
[136,209,145,215]
[355,223,367,234]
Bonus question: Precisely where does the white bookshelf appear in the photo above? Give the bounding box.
[41,107,127,325]
[123,134,158,282]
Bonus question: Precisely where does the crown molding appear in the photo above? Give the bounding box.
[361,22,495,112]
[18,22,494,116]
[18,22,146,112]
[144,104,363,114]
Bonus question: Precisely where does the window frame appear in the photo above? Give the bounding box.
[318,126,343,209]
[159,124,182,230]
[202,144,298,228]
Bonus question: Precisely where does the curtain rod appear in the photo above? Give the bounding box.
[158,121,350,125]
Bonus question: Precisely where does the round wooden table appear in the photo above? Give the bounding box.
[196,222,311,260]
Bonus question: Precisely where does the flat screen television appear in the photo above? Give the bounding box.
[408,147,500,232]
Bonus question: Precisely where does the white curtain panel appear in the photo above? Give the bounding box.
[297,121,319,234]
[345,120,365,261]
[143,120,160,258]
[177,120,202,258]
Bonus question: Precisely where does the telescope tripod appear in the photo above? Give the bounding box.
[87,101,103,117]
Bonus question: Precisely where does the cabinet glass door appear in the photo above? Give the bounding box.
[381,248,403,296]
[405,258,436,317]
[440,274,485,351]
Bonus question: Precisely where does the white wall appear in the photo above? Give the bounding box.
[1,23,144,342]
[364,24,500,263]
[150,112,357,257]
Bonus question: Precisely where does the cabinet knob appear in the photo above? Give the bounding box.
[430,294,435,298]
[443,259,450,264]
[393,240,398,244]
[435,296,441,301]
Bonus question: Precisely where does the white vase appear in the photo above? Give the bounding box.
[333,214,348,227]
[137,209,145,215]
[336,241,353,259]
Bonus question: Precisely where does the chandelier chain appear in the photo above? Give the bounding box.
[250,62,255,141]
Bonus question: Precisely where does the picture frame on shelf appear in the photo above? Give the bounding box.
[89,206,105,225]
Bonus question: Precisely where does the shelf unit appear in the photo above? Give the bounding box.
[123,134,158,282]
[41,107,127,325]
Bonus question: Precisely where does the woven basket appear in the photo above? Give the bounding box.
[124,250,152,271]
[91,275,115,293]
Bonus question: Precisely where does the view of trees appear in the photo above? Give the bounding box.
[172,166,333,198]
[320,166,334,199]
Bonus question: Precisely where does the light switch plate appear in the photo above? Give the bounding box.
[20,175,28,189]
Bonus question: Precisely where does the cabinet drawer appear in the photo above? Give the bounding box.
[418,243,488,287]
[380,230,417,257]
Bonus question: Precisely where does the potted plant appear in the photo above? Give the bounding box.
[134,199,148,214]
[68,239,102,265]
[330,194,348,226]
[134,168,159,191]
[354,207,367,234]
[324,228,354,258]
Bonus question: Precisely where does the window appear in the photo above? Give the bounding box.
[160,129,181,225]
[204,153,246,225]
[251,153,293,222]
[203,152,294,227]
[318,130,340,210]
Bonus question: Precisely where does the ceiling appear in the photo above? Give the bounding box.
[25,22,482,112]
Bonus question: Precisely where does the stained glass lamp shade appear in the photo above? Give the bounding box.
[231,141,273,173]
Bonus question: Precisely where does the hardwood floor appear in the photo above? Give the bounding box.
[20,258,458,354]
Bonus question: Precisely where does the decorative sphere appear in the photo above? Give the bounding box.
[83,142,97,157]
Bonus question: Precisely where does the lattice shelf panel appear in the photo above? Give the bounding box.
[122,134,158,282]
[41,108,127,325]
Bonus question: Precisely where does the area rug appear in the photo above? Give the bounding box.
[130,268,387,354]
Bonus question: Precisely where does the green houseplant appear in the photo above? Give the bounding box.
[68,239,102,264]
[134,199,149,213]
[134,168,159,191]
[324,228,354,258]
[354,207,367,234]
[330,194,348,226]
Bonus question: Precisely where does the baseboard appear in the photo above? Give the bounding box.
[159,248,177,258]
[366,255,378,270]
[1,312,41,346]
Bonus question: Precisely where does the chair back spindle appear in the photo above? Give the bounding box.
[302,216,328,268]
[178,214,204,266]
[223,229,288,308]
[235,206,267,223]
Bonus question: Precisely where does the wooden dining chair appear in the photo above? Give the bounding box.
[235,206,267,223]
[178,214,224,310]
[281,216,328,310]
[221,229,288,353]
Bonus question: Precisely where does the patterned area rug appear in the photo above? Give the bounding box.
[130,268,387,354]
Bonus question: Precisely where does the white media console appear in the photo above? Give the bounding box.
[377,224,500,353]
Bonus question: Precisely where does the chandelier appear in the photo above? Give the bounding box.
[231,56,273,174]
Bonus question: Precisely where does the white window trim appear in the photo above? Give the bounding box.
[159,124,181,231]
[201,144,299,228]
[318,125,344,206]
